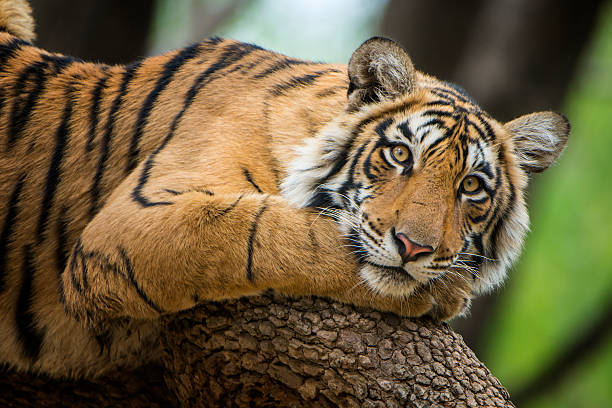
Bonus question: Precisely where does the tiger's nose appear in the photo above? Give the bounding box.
[393,231,434,263]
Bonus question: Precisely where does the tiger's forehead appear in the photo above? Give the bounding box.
[368,83,502,147]
[359,86,503,173]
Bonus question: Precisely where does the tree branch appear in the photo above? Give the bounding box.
[162,293,515,407]
[1,294,515,407]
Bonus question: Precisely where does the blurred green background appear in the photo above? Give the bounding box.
[29,0,612,406]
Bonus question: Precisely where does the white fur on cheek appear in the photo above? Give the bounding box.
[281,120,352,208]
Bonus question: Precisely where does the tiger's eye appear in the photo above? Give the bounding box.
[462,176,481,193]
[391,145,410,163]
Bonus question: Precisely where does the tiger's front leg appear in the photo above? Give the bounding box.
[60,186,422,324]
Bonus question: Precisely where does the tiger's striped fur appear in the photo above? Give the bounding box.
[0,1,568,378]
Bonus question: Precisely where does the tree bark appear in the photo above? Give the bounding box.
[1,293,514,407]
[162,293,515,407]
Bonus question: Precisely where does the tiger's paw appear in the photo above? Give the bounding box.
[413,272,473,322]
[333,270,473,322]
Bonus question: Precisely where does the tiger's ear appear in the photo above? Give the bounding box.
[505,111,570,173]
[347,37,416,111]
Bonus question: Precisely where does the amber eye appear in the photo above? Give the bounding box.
[461,176,482,194]
[391,145,411,163]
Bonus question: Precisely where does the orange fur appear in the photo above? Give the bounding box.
[0,5,569,378]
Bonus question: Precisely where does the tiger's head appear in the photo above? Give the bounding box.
[282,37,569,299]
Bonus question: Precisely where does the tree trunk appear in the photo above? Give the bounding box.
[162,293,514,407]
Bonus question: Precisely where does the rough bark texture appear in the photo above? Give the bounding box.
[162,293,515,407]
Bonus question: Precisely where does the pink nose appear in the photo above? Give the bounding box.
[394,232,434,263]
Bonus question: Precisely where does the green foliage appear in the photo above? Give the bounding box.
[482,3,612,406]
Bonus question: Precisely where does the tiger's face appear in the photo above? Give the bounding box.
[283,37,568,298]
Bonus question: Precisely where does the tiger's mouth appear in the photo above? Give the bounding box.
[345,223,460,296]
[359,261,422,297]
[358,252,448,297]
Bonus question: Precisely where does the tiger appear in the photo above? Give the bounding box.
[0,0,568,379]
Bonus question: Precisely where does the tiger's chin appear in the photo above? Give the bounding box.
[359,262,429,298]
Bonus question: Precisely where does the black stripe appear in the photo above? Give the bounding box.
[8,60,48,148]
[361,234,387,257]
[316,86,345,98]
[68,240,84,294]
[118,247,164,314]
[377,147,393,168]
[364,260,412,278]
[36,85,75,244]
[318,101,416,186]
[475,160,494,180]
[431,87,471,104]
[416,118,445,133]
[367,221,383,237]
[375,118,393,140]
[252,58,310,79]
[306,189,339,210]
[338,141,369,198]
[45,54,79,73]
[362,225,381,246]
[90,62,142,217]
[428,264,451,271]
[470,114,496,142]
[132,42,260,207]
[0,37,27,68]
[421,108,454,120]
[443,82,476,104]
[226,54,267,75]
[433,255,454,263]
[0,174,25,292]
[163,188,181,196]
[487,182,516,260]
[163,187,215,196]
[16,245,44,361]
[472,234,485,263]
[468,210,490,224]
[268,69,341,97]
[214,194,243,219]
[469,196,490,205]
[424,100,454,107]
[86,68,110,152]
[243,168,263,193]
[55,205,70,273]
[397,120,414,142]
[245,199,269,283]
[8,55,76,149]
[126,42,202,174]
[423,125,455,161]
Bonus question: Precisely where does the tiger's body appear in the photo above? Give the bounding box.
[0,1,568,378]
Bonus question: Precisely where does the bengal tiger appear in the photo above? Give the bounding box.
[0,0,568,378]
